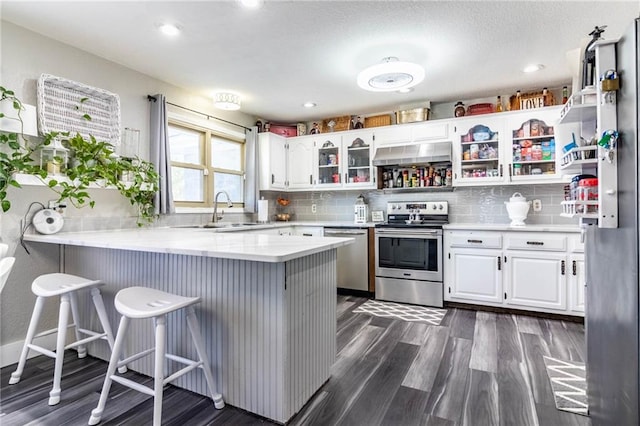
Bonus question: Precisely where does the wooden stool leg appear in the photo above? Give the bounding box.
[69,291,86,358]
[88,315,130,426]
[153,316,166,426]
[49,293,71,405]
[186,306,225,409]
[9,296,45,385]
[90,287,127,373]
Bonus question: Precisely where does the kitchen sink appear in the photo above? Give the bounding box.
[173,223,261,229]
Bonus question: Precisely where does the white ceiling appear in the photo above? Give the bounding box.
[2,1,638,123]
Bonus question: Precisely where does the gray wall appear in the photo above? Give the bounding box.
[0,21,255,352]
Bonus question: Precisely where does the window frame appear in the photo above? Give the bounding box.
[168,118,245,209]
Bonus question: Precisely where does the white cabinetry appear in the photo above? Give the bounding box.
[451,107,565,186]
[372,120,449,147]
[258,133,287,190]
[287,136,315,190]
[444,229,583,316]
[314,131,375,190]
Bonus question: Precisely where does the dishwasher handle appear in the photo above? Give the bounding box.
[324,229,368,236]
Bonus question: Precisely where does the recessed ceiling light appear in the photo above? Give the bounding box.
[523,64,545,73]
[303,102,317,108]
[357,57,425,92]
[397,87,414,94]
[159,23,181,36]
[239,0,262,8]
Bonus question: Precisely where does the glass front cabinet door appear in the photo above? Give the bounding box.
[507,107,564,183]
[452,118,505,186]
[344,131,374,188]
[316,135,343,187]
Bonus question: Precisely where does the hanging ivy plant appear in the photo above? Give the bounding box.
[0,86,160,226]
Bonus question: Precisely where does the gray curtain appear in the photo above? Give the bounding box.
[244,126,258,213]
[149,94,174,215]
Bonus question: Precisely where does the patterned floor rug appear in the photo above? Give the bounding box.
[543,356,589,416]
[352,299,447,326]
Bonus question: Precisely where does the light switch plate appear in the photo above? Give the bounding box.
[532,199,542,212]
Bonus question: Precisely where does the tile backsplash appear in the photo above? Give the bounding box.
[259,183,577,226]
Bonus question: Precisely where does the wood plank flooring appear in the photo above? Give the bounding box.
[0,295,589,426]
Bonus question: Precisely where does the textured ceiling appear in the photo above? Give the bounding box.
[1,1,638,122]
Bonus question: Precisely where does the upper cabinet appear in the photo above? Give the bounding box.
[258,132,287,191]
[452,116,505,186]
[344,132,375,188]
[315,134,343,188]
[315,131,375,189]
[452,107,565,186]
[287,135,315,190]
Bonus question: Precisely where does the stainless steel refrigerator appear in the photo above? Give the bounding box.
[586,18,640,425]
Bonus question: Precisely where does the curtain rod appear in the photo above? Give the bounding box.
[147,95,252,132]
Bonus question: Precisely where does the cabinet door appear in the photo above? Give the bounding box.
[452,117,506,186]
[344,131,375,188]
[568,254,585,314]
[373,125,412,146]
[287,136,315,189]
[506,107,566,183]
[258,133,287,190]
[315,135,343,188]
[505,250,567,311]
[447,248,503,303]
[412,121,449,142]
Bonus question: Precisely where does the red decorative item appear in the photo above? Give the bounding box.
[467,103,495,116]
[269,124,297,137]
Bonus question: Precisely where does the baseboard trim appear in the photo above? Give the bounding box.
[444,301,585,323]
[0,334,59,368]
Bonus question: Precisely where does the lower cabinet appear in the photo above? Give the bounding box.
[444,230,584,316]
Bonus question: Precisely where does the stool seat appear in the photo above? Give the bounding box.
[32,273,102,297]
[115,287,201,319]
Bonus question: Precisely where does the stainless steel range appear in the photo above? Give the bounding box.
[374,201,448,307]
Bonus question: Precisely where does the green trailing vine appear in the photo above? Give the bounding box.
[0,86,160,226]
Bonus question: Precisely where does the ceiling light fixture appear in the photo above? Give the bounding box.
[303,102,317,108]
[159,23,181,36]
[523,63,545,73]
[239,0,263,8]
[213,92,241,110]
[357,57,425,92]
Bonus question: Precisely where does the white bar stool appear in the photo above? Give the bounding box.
[88,286,224,426]
[8,273,124,405]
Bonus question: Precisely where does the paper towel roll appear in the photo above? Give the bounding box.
[258,199,269,223]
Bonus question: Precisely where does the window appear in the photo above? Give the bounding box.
[168,121,245,207]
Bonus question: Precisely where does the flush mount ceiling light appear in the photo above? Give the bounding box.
[213,92,241,110]
[159,23,181,36]
[357,57,425,92]
[239,0,263,8]
[303,102,317,108]
[523,63,545,73]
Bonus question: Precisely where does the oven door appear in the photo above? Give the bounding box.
[375,228,442,282]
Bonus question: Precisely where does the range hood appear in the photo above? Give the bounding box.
[372,141,452,167]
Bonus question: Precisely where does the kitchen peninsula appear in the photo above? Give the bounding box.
[23,228,353,423]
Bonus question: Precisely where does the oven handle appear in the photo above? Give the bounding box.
[375,229,440,236]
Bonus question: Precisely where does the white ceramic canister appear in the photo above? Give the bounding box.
[504,192,531,226]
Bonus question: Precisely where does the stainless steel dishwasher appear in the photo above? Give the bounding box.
[324,228,369,291]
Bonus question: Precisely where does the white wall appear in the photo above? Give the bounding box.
[0,21,256,362]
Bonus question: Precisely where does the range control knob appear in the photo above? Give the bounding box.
[432,204,437,210]
[438,204,444,210]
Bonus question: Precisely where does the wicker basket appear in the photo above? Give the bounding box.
[322,115,351,132]
[364,114,392,128]
[37,74,121,145]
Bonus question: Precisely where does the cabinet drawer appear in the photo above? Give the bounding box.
[447,232,502,249]
[505,233,566,251]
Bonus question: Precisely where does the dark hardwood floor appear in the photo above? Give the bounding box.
[0,295,589,426]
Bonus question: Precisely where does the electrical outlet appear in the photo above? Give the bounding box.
[311,204,317,213]
[532,199,542,212]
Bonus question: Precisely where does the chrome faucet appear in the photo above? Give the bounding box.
[212,191,233,223]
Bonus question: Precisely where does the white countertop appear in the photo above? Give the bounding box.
[23,228,353,263]
[443,223,581,233]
